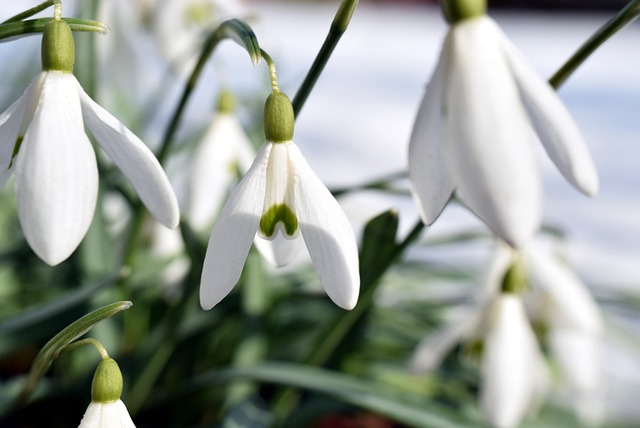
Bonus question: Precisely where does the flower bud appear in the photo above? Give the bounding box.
[41,19,75,73]
[264,92,294,143]
[441,0,486,24]
[91,358,123,403]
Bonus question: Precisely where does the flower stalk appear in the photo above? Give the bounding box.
[550,0,640,89]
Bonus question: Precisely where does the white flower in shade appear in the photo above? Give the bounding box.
[0,18,179,266]
[410,246,548,428]
[481,293,548,428]
[408,1,598,249]
[525,244,604,425]
[188,89,255,232]
[200,92,359,310]
[79,358,136,428]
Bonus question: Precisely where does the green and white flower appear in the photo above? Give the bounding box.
[78,358,136,428]
[409,1,598,248]
[200,92,359,310]
[0,18,179,266]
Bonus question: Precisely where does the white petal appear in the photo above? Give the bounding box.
[290,143,360,310]
[502,38,599,197]
[79,400,136,428]
[199,143,270,310]
[254,233,303,267]
[0,73,45,186]
[548,328,602,426]
[525,245,603,333]
[78,86,179,229]
[409,306,483,373]
[445,17,541,248]
[15,72,98,266]
[408,34,455,224]
[481,294,544,428]
[188,113,255,232]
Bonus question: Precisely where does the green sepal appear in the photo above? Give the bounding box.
[264,92,294,143]
[41,19,75,73]
[259,204,298,238]
[216,89,236,114]
[91,358,124,403]
[441,0,486,24]
[501,259,528,295]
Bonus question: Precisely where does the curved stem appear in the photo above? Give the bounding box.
[549,0,640,89]
[292,0,359,116]
[260,49,280,93]
[60,338,110,360]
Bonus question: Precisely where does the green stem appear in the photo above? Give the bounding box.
[60,338,110,360]
[0,18,107,41]
[156,19,260,165]
[260,49,280,93]
[292,0,359,116]
[549,0,640,89]
[272,217,425,423]
[2,1,54,23]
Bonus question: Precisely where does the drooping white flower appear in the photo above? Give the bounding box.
[200,92,359,310]
[79,358,136,428]
[408,2,598,249]
[188,89,255,232]
[481,293,548,428]
[0,18,179,266]
[525,244,604,425]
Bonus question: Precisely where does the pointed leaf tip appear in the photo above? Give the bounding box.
[220,19,262,67]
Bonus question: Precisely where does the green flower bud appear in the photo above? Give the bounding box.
[41,19,75,73]
[216,89,236,114]
[441,0,486,24]
[91,358,123,403]
[264,92,294,143]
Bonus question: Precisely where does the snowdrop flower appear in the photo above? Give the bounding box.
[481,292,548,428]
[525,244,603,425]
[411,248,548,428]
[408,0,598,248]
[188,89,255,232]
[0,16,179,265]
[79,358,136,428]
[200,92,359,310]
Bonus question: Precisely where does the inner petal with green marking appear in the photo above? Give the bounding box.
[258,142,299,240]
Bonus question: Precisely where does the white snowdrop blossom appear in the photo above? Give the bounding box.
[188,90,255,232]
[79,358,136,428]
[0,18,179,266]
[408,7,598,248]
[480,293,548,428]
[200,92,359,310]
[411,240,604,427]
[79,400,136,428]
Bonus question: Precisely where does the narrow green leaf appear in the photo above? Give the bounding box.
[192,363,479,428]
[15,301,132,407]
[2,1,54,24]
[0,18,108,42]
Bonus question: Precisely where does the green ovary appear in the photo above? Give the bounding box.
[259,204,298,238]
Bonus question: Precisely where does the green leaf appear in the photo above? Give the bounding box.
[192,363,480,428]
[0,18,108,42]
[15,301,132,407]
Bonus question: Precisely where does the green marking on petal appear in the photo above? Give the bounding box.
[8,135,23,170]
[259,204,298,238]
